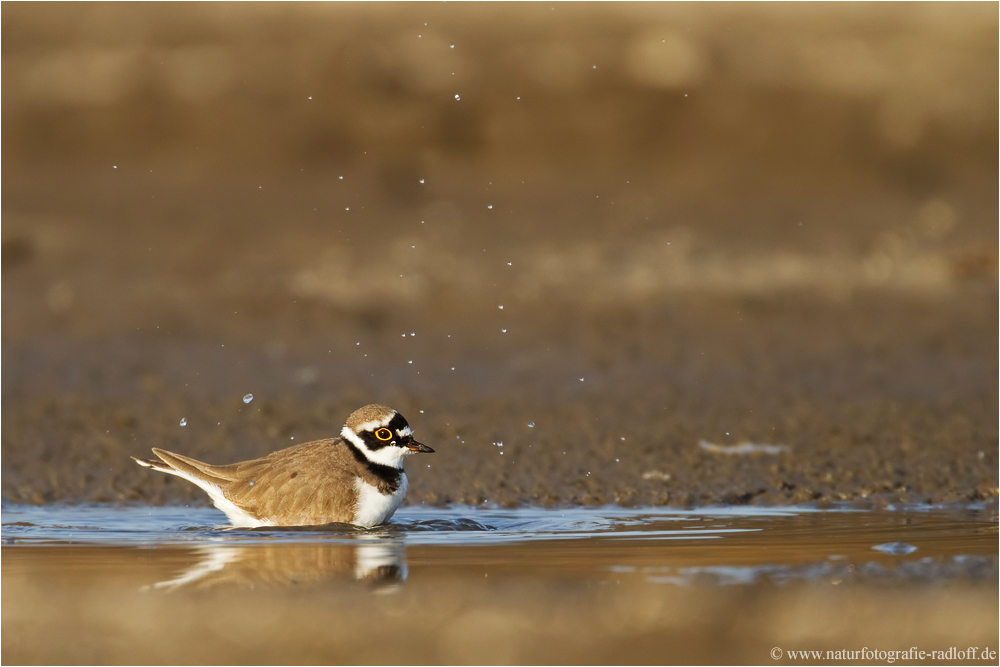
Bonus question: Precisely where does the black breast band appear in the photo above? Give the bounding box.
[342,439,403,492]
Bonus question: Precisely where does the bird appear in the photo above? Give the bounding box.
[132,404,433,528]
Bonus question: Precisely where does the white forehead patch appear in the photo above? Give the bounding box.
[396,426,412,438]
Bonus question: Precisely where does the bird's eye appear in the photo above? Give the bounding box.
[374,428,393,441]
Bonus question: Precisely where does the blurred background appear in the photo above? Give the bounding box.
[2,3,997,508]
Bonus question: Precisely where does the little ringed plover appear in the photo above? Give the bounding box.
[132,404,433,528]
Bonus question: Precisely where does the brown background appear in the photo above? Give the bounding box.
[2,2,997,508]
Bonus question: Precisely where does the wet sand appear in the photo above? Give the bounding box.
[3,290,997,508]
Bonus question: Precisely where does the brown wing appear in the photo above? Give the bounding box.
[214,439,362,526]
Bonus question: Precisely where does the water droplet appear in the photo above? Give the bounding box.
[179,418,187,427]
[579,378,585,382]
[454,94,461,101]
[410,332,416,336]
[450,44,455,49]
[249,481,254,486]
[487,204,493,209]
[308,96,312,100]
[498,305,503,309]
[528,422,535,428]
[501,328,507,333]
[243,394,254,403]
[338,176,344,180]
[419,179,425,184]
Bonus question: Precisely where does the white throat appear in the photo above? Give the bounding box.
[342,427,411,469]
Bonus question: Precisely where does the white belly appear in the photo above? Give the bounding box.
[353,475,407,528]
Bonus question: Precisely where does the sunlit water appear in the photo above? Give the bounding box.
[3,504,996,587]
[4,503,997,664]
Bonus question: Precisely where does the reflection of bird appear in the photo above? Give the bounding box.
[149,539,407,591]
[133,404,433,528]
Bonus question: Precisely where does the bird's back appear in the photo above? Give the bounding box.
[142,439,372,526]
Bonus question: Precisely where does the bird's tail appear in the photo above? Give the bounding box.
[131,455,177,475]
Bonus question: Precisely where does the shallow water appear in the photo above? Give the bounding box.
[3,504,998,664]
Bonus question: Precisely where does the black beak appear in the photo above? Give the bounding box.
[407,440,434,453]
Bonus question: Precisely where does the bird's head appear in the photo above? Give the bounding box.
[342,404,434,468]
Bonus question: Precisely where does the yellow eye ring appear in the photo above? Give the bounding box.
[374,428,393,441]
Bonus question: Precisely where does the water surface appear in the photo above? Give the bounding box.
[3,504,997,664]
[3,504,996,586]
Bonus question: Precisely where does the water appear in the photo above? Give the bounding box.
[4,505,994,582]
[3,504,997,663]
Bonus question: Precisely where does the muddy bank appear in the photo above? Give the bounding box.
[2,3,997,509]
[3,292,996,508]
